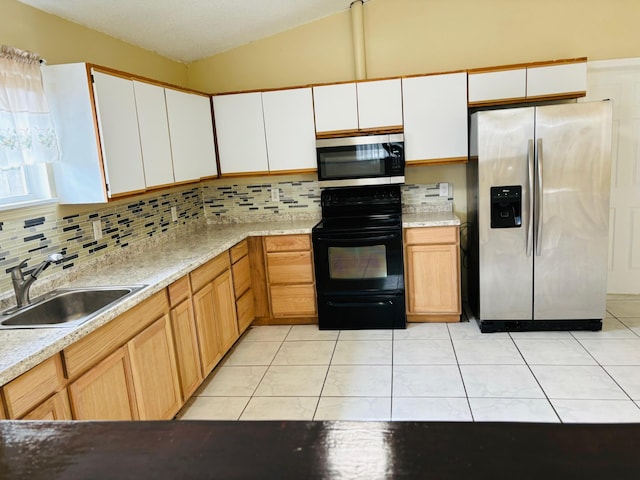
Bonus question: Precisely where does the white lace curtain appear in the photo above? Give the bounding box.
[0,45,59,171]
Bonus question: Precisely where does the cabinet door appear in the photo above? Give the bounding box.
[406,244,461,315]
[212,270,239,353]
[42,63,108,204]
[91,71,146,196]
[468,68,526,105]
[170,298,203,400]
[165,88,218,181]
[526,62,587,98]
[213,92,269,175]
[69,347,138,420]
[357,79,403,130]
[262,88,316,172]
[313,83,359,133]
[232,255,252,298]
[132,80,175,187]
[127,314,182,420]
[193,283,223,375]
[22,389,72,421]
[402,73,468,162]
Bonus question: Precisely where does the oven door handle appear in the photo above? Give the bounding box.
[314,233,399,244]
[327,301,394,308]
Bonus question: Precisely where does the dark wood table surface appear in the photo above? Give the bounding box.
[0,420,638,479]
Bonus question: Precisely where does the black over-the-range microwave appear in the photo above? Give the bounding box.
[315,133,405,188]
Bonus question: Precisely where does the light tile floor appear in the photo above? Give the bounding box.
[177,296,640,423]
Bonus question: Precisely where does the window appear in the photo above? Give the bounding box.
[0,45,58,209]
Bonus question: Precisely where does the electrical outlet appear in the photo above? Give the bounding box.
[171,206,178,222]
[439,182,450,197]
[271,187,280,202]
[92,220,102,240]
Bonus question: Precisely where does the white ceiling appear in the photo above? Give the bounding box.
[19,0,355,63]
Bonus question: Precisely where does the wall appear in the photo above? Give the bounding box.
[2,0,187,87]
[0,0,194,298]
[188,0,640,93]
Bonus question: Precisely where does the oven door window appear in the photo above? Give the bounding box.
[319,144,387,180]
[328,245,387,280]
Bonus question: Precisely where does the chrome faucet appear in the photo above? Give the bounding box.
[10,253,64,308]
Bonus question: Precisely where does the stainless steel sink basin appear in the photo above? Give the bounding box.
[0,285,146,329]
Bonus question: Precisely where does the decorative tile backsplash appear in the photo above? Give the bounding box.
[202,179,452,222]
[0,178,453,297]
[0,186,202,296]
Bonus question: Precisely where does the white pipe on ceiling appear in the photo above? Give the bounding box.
[350,0,367,80]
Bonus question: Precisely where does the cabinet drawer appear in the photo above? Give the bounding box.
[232,255,251,298]
[3,355,65,419]
[230,239,249,263]
[267,251,314,284]
[63,290,169,379]
[236,289,255,334]
[168,276,190,307]
[264,234,310,252]
[405,226,458,245]
[190,252,230,292]
[270,285,317,317]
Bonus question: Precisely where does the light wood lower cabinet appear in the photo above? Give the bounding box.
[23,389,72,420]
[169,277,203,401]
[404,226,462,322]
[192,282,223,377]
[263,234,317,320]
[69,347,138,420]
[191,252,239,377]
[2,354,66,419]
[128,315,181,420]
[231,239,255,334]
[212,270,240,353]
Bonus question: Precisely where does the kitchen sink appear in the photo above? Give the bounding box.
[0,285,146,329]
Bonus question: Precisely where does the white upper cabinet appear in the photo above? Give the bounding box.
[132,81,174,187]
[165,89,217,182]
[357,79,403,130]
[468,68,527,105]
[42,63,217,204]
[312,83,359,133]
[402,72,468,163]
[468,59,587,106]
[92,71,146,196]
[213,92,269,175]
[313,80,403,134]
[213,89,316,175]
[262,88,316,172]
[526,61,587,98]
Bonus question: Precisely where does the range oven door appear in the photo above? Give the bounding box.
[312,228,404,295]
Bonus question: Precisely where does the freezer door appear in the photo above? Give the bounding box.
[477,108,535,320]
[533,102,612,320]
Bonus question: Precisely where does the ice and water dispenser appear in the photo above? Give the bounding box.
[490,186,522,228]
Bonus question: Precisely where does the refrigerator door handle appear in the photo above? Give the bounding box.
[527,139,535,257]
[535,138,544,256]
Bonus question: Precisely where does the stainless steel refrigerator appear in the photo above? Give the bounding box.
[467,101,613,332]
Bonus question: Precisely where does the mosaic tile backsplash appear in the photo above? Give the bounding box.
[202,180,452,222]
[0,186,202,296]
[1,179,453,298]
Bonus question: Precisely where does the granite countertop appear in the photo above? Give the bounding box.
[0,211,459,386]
